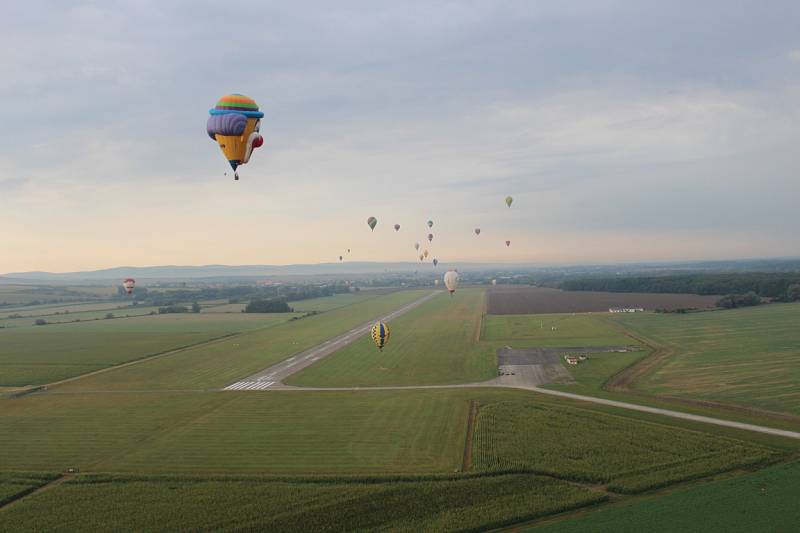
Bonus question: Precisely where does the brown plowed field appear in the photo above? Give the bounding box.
[487,286,719,314]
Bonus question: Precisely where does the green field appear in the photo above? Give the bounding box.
[288,292,370,312]
[0,473,58,507]
[531,460,800,532]
[482,313,633,347]
[0,313,294,387]
[0,473,604,533]
[287,289,495,387]
[472,400,777,493]
[52,290,430,391]
[0,285,114,306]
[614,303,800,415]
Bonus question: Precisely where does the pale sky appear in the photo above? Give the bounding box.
[2,1,799,273]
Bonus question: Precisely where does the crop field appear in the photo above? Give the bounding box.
[472,401,778,493]
[287,289,495,387]
[288,292,369,312]
[482,313,633,347]
[52,290,431,391]
[0,285,115,306]
[487,286,719,314]
[0,473,59,507]
[0,305,163,329]
[531,460,800,532]
[0,313,294,387]
[0,473,604,533]
[614,303,800,415]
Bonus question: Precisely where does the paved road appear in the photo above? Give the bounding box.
[223,291,440,391]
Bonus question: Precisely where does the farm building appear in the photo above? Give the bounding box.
[608,307,645,313]
[565,356,580,365]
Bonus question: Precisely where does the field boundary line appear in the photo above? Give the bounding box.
[38,333,240,391]
[0,474,71,512]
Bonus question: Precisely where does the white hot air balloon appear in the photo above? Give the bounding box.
[443,270,459,295]
[491,279,497,286]
[123,278,136,295]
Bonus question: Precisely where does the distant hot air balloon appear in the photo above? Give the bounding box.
[474,228,481,235]
[427,220,433,228]
[423,250,429,258]
[339,256,343,262]
[434,279,440,286]
[443,270,459,294]
[207,94,264,180]
[414,242,420,251]
[505,240,511,247]
[367,217,378,231]
[427,233,433,242]
[371,321,390,351]
[394,224,400,231]
[491,279,497,285]
[347,249,351,253]
[419,254,424,261]
[505,196,513,207]
[433,258,439,267]
[123,278,136,295]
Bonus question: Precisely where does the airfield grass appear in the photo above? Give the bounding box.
[482,313,633,347]
[614,303,800,415]
[0,473,605,533]
[289,292,371,312]
[530,459,800,532]
[0,313,294,387]
[53,290,430,391]
[472,400,778,493]
[287,289,495,387]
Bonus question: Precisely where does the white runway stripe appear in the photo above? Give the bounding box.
[224,381,275,391]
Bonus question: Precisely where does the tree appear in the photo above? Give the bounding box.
[34,319,47,326]
[787,284,800,302]
[244,299,293,313]
[192,302,201,313]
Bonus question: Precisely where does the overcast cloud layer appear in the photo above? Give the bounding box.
[2,0,799,272]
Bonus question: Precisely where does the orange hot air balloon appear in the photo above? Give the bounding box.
[207,94,264,180]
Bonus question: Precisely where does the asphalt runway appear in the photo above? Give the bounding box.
[223,290,440,391]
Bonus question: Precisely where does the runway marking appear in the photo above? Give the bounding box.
[224,381,274,391]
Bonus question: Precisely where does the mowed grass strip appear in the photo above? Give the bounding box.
[287,289,495,387]
[0,473,604,533]
[54,290,429,391]
[0,313,291,387]
[0,390,469,474]
[614,303,800,415]
[529,460,800,533]
[482,313,633,347]
[472,401,779,493]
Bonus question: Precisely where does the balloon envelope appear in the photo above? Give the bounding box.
[443,271,459,294]
[414,242,420,251]
[122,278,136,295]
[505,196,513,207]
[423,250,429,258]
[427,233,433,242]
[367,217,377,231]
[427,220,433,228]
[505,240,511,247]
[474,228,481,235]
[370,321,390,351]
[207,94,264,178]
[394,224,400,231]
[433,258,439,266]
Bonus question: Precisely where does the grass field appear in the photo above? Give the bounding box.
[287,289,495,387]
[614,303,800,415]
[0,285,115,306]
[288,293,370,312]
[472,400,778,493]
[0,473,605,533]
[482,313,633,347]
[531,460,800,532]
[0,473,59,507]
[0,313,294,387]
[52,290,431,391]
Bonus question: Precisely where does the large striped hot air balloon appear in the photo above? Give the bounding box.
[122,278,136,295]
[207,94,264,180]
[371,321,390,351]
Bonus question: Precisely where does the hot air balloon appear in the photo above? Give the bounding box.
[443,270,459,294]
[414,242,420,251]
[433,258,439,267]
[505,196,513,207]
[367,217,378,231]
[207,94,264,180]
[394,224,400,231]
[347,249,351,253]
[505,240,511,247]
[427,220,433,228]
[419,254,424,261]
[434,279,440,286]
[474,228,481,235]
[491,279,497,285]
[122,278,136,295]
[427,233,433,242]
[371,321,390,351]
[339,256,343,262]
[423,249,429,258]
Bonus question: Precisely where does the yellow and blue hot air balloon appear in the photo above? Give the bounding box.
[371,321,390,351]
[207,94,264,180]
